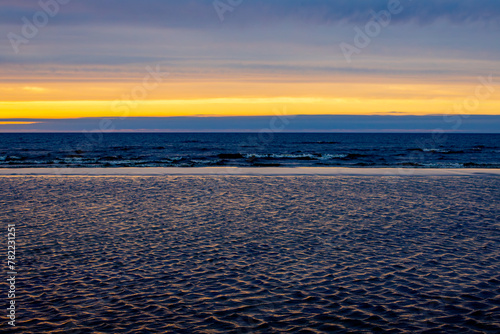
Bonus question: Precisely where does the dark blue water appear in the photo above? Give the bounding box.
[0,133,498,168]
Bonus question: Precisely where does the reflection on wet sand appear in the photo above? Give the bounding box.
[2,176,499,333]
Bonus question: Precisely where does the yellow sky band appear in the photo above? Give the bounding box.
[1,97,499,119]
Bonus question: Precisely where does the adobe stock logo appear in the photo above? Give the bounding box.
[7,0,72,54]
[340,0,408,63]
[213,0,243,22]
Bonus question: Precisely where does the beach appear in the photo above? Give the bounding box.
[2,167,500,176]
[2,172,499,333]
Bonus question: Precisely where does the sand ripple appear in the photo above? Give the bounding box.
[1,176,499,333]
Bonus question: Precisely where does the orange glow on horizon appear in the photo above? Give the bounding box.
[1,77,498,119]
[1,96,499,119]
[0,121,40,125]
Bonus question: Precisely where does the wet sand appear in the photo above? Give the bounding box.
[1,175,499,333]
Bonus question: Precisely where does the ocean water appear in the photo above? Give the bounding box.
[0,133,499,168]
[2,175,499,333]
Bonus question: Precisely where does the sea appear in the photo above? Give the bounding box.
[0,133,499,169]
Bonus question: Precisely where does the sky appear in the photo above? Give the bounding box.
[0,0,499,131]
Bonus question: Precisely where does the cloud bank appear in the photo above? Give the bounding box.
[1,116,499,133]
[2,0,500,28]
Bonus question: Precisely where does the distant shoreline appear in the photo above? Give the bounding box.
[1,167,500,176]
